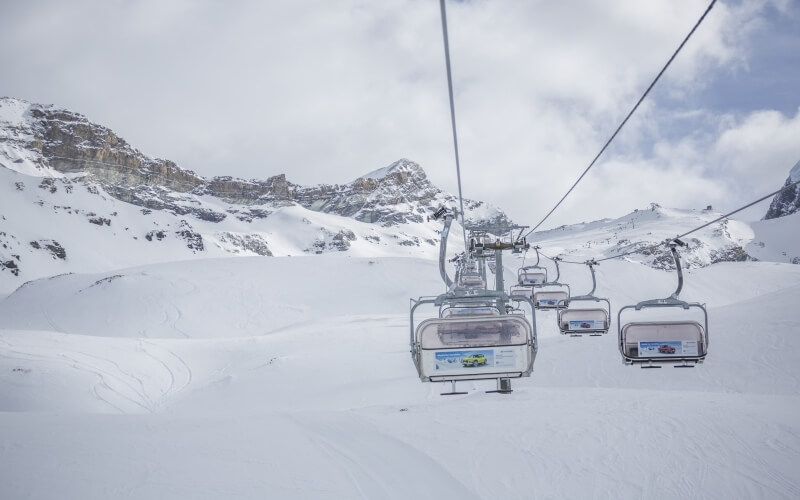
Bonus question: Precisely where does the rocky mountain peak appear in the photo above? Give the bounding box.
[357,158,427,182]
[764,159,800,220]
[1,97,510,226]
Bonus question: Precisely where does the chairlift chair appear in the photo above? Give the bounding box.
[411,291,538,395]
[509,285,533,300]
[533,290,570,309]
[413,212,537,394]
[518,267,547,286]
[512,237,527,254]
[558,260,611,336]
[517,246,548,286]
[532,256,570,310]
[459,272,486,289]
[617,240,708,368]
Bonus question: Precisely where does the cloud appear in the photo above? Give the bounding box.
[1,0,797,228]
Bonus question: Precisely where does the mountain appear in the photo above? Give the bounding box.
[0,97,509,292]
[2,96,796,297]
[763,159,800,219]
[0,97,507,226]
[526,203,757,270]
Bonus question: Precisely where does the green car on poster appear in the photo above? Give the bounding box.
[462,353,488,367]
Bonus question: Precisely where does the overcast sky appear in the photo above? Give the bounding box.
[2,0,799,229]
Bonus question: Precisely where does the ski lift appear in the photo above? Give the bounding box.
[532,257,570,310]
[487,254,497,274]
[617,240,708,368]
[533,290,570,309]
[470,236,487,258]
[557,260,611,336]
[411,291,538,394]
[412,209,537,394]
[518,246,547,286]
[518,267,546,286]
[459,272,486,289]
[509,285,532,300]
[512,236,527,254]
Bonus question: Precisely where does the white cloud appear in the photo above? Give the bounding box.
[1,0,797,228]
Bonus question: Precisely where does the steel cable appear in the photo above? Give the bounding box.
[523,0,718,238]
[439,0,469,252]
[529,177,800,265]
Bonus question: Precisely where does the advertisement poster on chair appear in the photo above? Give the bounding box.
[639,341,697,357]
[435,349,495,371]
[568,320,603,330]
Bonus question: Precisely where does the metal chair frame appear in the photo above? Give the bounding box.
[557,260,611,336]
[617,241,709,368]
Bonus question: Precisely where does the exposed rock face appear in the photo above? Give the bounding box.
[292,159,438,225]
[0,97,519,285]
[764,160,800,220]
[29,240,66,260]
[304,229,357,254]
[215,232,273,256]
[291,159,505,227]
[0,98,510,228]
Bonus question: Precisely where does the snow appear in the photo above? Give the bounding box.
[2,152,800,498]
[0,165,456,295]
[0,98,64,178]
[746,211,800,264]
[2,223,800,498]
[0,97,30,126]
[791,159,800,182]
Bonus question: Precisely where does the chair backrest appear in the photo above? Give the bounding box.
[414,315,536,381]
[622,321,704,342]
[460,274,485,287]
[620,321,706,359]
[560,308,608,330]
[419,316,531,349]
[534,291,569,307]
[519,272,546,285]
[441,306,500,318]
[509,287,532,298]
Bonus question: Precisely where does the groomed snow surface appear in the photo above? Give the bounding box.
[1,251,799,500]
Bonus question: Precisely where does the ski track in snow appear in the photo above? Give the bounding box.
[0,334,195,414]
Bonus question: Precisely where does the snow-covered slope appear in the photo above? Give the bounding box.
[0,163,460,294]
[527,203,755,269]
[1,211,799,499]
[0,98,62,177]
[747,211,800,264]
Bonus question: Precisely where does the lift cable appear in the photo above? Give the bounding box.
[522,0,718,239]
[439,0,469,253]
[529,177,800,265]
[672,180,799,241]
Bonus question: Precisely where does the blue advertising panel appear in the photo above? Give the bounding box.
[568,319,604,330]
[638,340,698,357]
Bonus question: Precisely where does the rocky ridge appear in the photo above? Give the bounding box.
[764,160,800,220]
[0,97,510,290]
[0,98,509,228]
